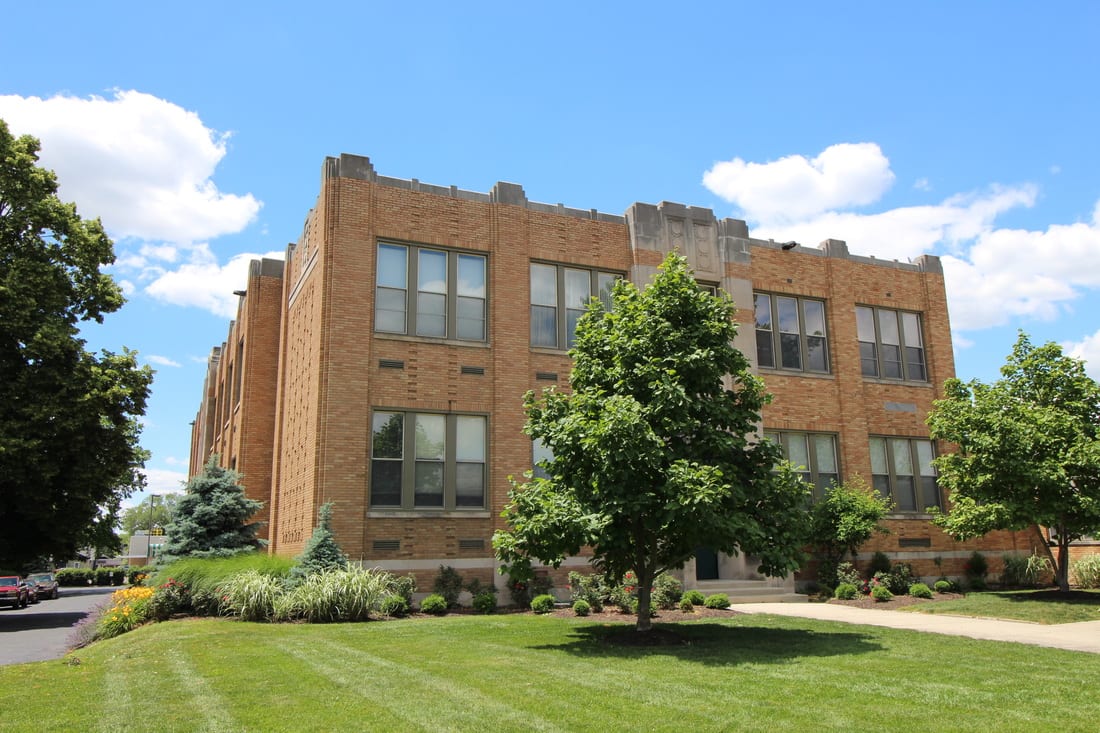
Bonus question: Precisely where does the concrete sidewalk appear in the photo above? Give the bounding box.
[729,602,1100,654]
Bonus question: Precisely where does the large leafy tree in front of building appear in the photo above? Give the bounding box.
[0,120,152,567]
[493,253,809,632]
[928,332,1100,592]
[161,459,265,561]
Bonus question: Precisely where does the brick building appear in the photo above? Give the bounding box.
[190,153,1045,598]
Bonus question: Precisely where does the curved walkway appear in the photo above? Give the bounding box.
[729,602,1100,654]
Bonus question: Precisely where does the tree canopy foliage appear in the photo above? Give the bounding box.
[927,332,1100,591]
[0,119,153,567]
[120,493,182,536]
[807,477,892,588]
[493,253,809,630]
[161,459,265,561]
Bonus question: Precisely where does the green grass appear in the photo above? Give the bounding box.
[901,589,1100,624]
[3,613,1100,731]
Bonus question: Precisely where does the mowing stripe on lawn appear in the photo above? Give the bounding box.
[164,644,238,732]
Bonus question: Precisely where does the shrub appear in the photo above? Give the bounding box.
[834,583,858,600]
[1071,555,1100,589]
[678,597,695,613]
[871,584,893,602]
[380,594,410,617]
[884,563,915,595]
[530,593,556,614]
[964,551,988,581]
[288,502,348,586]
[127,565,154,586]
[968,577,988,592]
[432,565,464,607]
[572,599,591,616]
[651,573,683,610]
[836,562,862,588]
[393,574,417,604]
[1002,554,1053,588]
[56,568,92,587]
[869,551,892,576]
[148,553,294,617]
[934,579,953,593]
[682,589,705,606]
[567,571,607,612]
[703,593,730,609]
[420,593,448,616]
[808,477,892,587]
[149,577,191,621]
[220,570,284,622]
[609,570,640,611]
[909,583,933,599]
[472,590,497,614]
[97,586,155,639]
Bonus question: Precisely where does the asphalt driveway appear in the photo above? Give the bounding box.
[0,585,116,665]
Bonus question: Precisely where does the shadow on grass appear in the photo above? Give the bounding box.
[988,590,1100,605]
[532,621,883,665]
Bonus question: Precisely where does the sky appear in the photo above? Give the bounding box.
[2,2,1099,509]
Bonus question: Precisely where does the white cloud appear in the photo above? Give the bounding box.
[914,177,932,192]
[147,355,182,368]
[144,243,284,317]
[0,90,261,243]
[122,469,188,508]
[703,143,895,222]
[1064,330,1100,380]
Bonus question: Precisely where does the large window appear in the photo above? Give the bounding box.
[869,437,940,512]
[755,293,829,373]
[370,411,487,509]
[856,306,926,381]
[376,242,487,341]
[530,263,617,349]
[764,431,839,500]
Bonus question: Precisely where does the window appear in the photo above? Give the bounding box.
[764,431,839,500]
[754,293,829,373]
[370,411,487,509]
[532,437,553,480]
[375,242,486,341]
[856,306,926,381]
[869,437,940,512]
[530,263,617,349]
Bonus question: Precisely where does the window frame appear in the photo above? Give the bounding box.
[374,241,487,342]
[856,305,927,381]
[754,292,831,374]
[869,436,941,513]
[530,262,618,350]
[763,430,840,501]
[369,411,488,510]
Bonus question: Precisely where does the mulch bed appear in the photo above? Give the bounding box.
[828,592,965,610]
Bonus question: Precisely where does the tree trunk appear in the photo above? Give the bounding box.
[635,567,653,632]
[1057,535,1071,592]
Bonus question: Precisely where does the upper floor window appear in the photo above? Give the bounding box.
[376,242,486,341]
[369,411,487,510]
[530,263,616,349]
[754,293,829,373]
[764,430,839,500]
[856,306,926,381]
[869,436,940,512]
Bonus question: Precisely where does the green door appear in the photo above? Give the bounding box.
[695,547,719,580]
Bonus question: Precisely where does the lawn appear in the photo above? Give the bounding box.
[899,589,1100,624]
[3,613,1099,732]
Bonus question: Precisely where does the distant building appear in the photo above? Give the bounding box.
[190,154,1044,598]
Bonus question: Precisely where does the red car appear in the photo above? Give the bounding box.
[0,576,28,609]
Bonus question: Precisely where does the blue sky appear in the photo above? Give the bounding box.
[3,2,1099,507]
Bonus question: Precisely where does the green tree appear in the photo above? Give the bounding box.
[160,458,265,561]
[807,477,892,588]
[120,494,182,536]
[927,332,1100,591]
[289,502,347,583]
[493,253,809,631]
[0,119,153,567]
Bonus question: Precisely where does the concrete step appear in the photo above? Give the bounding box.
[691,579,808,604]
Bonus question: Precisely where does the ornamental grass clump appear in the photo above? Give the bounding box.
[220,570,284,622]
[1071,555,1100,588]
[277,566,396,622]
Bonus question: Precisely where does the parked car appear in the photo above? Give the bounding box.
[27,573,59,600]
[0,576,28,609]
[21,579,39,604]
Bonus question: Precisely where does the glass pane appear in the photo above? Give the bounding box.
[915,440,936,476]
[455,463,484,507]
[804,300,826,337]
[414,414,445,460]
[754,294,772,330]
[780,333,802,370]
[777,297,800,334]
[566,308,585,347]
[377,244,407,288]
[533,437,553,479]
[756,329,775,368]
[413,463,444,506]
[872,474,891,501]
[530,305,557,347]
[814,435,837,473]
[457,297,485,341]
[565,269,591,309]
[418,250,447,294]
[416,292,446,337]
[921,477,941,510]
[370,461,402,506]
[455,416,485,461]
[598,273,616,311]
[375,288,407,333]
[869,438,888,475]
[860,341,878,377]
[905,347,926,381]
[786,434,809,470]
[530,264,557,306]
[807,336,828,372]
[901,312,923,347]
[895,476,917,511]
[372,412,403,459]
[817,473,839,493]
[457,254,485,297]
[891,439,913,475]
[855,306,876,342]
[882,344,902,379]
[878,309,900,345]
